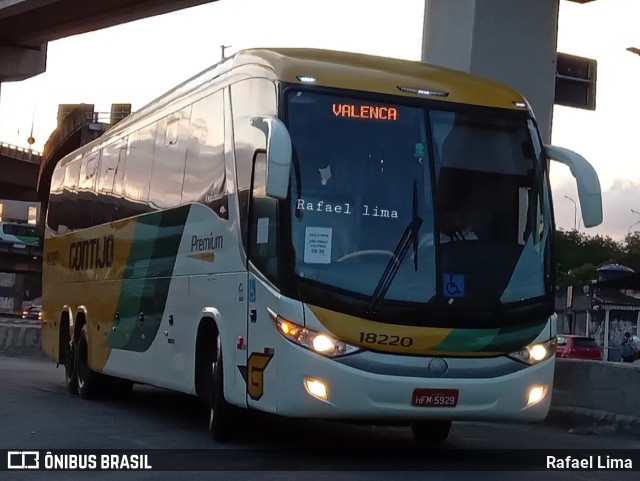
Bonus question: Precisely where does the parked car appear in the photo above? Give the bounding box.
[21,305,42,320]
[556,334,603,360]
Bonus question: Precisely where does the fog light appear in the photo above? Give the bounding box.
[527,385,547,406]
[304,378,328,400]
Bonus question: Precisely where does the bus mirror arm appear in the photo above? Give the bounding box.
[544,144,603,228]
[251,116,293,200]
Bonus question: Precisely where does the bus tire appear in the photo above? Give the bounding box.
[411,420,452,447]
[64,339,78,395]
[208,335,237,441]
[76,325,100,400]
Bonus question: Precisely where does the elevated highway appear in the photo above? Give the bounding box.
[0,0,217,46]
[0,242,41,275]
[0,0,217,82]
[0,142,43,277]
[0,142,41,201]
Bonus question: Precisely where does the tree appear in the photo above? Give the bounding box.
[555,229,625,287]
[621,232,640,272]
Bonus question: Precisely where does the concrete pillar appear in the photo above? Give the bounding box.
[0,43,47,82]
[422,0,559,143]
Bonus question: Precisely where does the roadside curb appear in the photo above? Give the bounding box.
[546,406,640,437]
[0,322,46,359]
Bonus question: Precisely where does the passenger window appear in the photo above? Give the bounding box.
[182,91,227,218]
[150,109,190,209]
[46,167,66,232]
[79,154,99,191]
[98,142,123,194]
[166,119,179,146]
[124,125,155,211]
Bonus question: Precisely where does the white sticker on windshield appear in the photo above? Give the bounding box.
[257,217,269,244]
[304,227,332,264]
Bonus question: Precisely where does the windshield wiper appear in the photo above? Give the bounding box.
[367,180,422,313]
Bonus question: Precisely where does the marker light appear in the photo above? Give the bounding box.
[304,378,328,400]
[397,86,449,97]
[513,101,528,108]
[297,75,317,83]
[268,309,360,358]
[508,338,556,365]
[527,385,547,406]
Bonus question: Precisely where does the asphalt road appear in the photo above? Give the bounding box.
[1,355,639,481]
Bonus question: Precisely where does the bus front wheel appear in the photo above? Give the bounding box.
[411,420,452,447]
[208,335,237,441]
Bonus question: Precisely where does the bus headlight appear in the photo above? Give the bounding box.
[268,309,360,358]
[508,338,556,365]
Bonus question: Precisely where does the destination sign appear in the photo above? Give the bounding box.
[332,103,398,121]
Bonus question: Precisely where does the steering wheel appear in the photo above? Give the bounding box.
[336,250,394,262]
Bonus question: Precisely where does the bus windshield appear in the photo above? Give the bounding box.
[286,90,551,317]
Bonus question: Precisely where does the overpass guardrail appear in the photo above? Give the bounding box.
[0,142,42,164]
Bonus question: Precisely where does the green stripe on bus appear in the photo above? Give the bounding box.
[434,321,546,353]
[108,205,190,352]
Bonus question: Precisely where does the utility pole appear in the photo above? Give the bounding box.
[564,195,577,231]
[220,45,231,61]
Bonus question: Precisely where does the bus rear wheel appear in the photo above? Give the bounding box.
[76,325,100,399]
[64,339,78,395]
[411,420,452,447]
[208,335,237,441]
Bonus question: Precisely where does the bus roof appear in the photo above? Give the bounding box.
[232,48,529,110]
[126,48,529,132]
[56,48,530,168]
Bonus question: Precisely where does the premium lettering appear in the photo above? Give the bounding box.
[191,233,223,252]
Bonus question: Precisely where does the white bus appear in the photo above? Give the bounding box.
[41,48,602,444]
[0,221,40,249]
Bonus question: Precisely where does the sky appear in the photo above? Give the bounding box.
[0,0,639,240]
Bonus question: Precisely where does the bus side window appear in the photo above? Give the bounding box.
[58,160,80,231]
[46,167,66,233]
[96,140,126,224]
[150,108,190,209]
[248,152,278,281]
[124,125,155,215]
[182,91,227,217]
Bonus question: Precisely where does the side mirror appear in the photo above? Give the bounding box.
[250,116,292,200]
[545,144,603,228]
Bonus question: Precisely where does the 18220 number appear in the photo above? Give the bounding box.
[358,332,413,347]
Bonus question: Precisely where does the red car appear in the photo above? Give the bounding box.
[556,334,603,360]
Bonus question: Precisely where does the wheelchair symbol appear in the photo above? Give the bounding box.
[444,274,465,298]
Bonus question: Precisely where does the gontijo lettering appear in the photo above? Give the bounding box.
[69,235,114,271]
[332,103,398,121]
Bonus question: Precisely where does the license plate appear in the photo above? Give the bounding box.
[412,388,459,407]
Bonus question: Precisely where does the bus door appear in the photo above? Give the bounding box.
[245,152,280,412]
